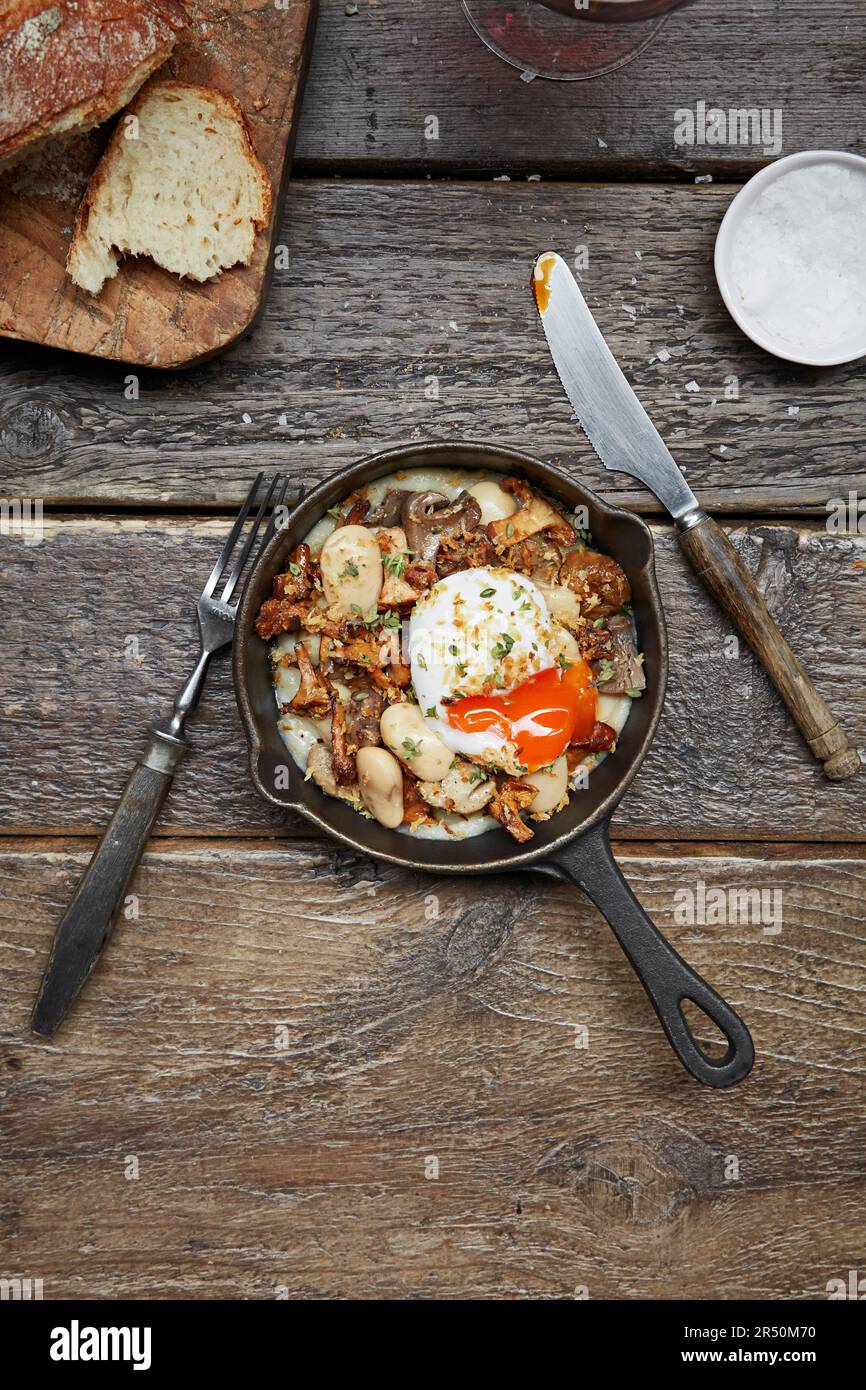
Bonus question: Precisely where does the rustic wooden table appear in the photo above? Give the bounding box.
[1,0,865,1301]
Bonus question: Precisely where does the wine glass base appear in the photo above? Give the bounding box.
[461,0,668,81]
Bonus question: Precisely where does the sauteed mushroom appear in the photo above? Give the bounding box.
[285,644,332,720]
[401,490,482,564]
[560,547,631,616]
[365,490,406,528]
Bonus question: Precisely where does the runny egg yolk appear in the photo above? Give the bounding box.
[446,658,597,773]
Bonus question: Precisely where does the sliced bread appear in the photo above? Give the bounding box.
[66,79,273,294]
[0,0,188,172]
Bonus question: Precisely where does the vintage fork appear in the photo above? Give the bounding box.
[31,474,288,1037]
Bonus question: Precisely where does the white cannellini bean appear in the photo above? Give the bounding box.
[467,480,518,525]
[380,702,453,781]
[356,746,404,828]
[596,692,631,734]
[311,715,333,746]
[319,525,383,617]
[524,756,569,814]
[554,626,582,666]
[536,581,583,629]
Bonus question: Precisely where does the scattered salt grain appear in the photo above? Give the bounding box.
[242,413,252,424]
[787,405,800,416]
[657,347,671,362]
[695,174,713,184]
[685,380,700,392]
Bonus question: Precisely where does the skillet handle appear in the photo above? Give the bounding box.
[549,823,754,1088]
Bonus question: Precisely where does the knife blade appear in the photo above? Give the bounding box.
[532,251,860,782]
[532,252,702,526]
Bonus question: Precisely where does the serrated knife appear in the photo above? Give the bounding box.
[533,251,859,781]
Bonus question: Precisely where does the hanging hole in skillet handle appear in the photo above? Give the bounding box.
[547,822,754,1088]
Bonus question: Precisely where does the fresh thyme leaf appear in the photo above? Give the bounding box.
[288,562,301,577]
[626,688,643,698]
[417,654,428,670]
[339,560,359,580]
[506,522,515,539]
[426,706,437,718]
[596,658,615,684]
[327,505,342,521]
[468,766,489,783]
[593,617,605,628]
[492,632,515,661]
[383,551,408,577]
[480,587,496,598]
[449,643,459,657]
[402,737,420,760]
[558,653,573,670]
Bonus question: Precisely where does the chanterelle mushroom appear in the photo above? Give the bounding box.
[490,777,536,843]
[401,490,482,564]
[286,643,332,720]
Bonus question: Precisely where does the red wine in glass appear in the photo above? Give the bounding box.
[462,0,695,80]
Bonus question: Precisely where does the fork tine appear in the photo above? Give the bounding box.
[220,473,282,604]
[201,473,263,599]
[254,475,290,560]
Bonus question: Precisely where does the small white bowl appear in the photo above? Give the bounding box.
[714,150,866,367]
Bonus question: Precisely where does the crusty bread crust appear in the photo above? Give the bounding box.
[67,79,274,293]
[0,0,188,171]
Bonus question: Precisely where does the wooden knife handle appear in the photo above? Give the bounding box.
[679,515,860,781]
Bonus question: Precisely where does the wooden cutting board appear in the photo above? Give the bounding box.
[0,0,317,368]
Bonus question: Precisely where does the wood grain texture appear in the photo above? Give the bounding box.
[0,515,862,840]
[2,839,864,1299]
[679,516,862,779]
[0,0,317,367]
[293,0,865,176]
[1,181,864,510]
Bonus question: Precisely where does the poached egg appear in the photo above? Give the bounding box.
[408,567,596,774]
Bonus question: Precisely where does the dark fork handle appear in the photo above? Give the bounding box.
[31,728,188,1037]
[679,514,860,781]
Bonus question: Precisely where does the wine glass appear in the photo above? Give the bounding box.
[462,0,695,81]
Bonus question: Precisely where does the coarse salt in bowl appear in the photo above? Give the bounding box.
[714,150,866,367]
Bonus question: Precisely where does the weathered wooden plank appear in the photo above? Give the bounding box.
[2,840,864,1299]
[1,181,864,511]
[293,0,863,176]
[0,515,863,839]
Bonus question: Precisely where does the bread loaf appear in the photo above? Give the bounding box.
[66,79,273,294]
[0,0,189,172]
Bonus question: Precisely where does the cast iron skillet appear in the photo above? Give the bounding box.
[234,441,754,1088]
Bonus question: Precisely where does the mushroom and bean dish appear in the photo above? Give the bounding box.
[255,468,645,842]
